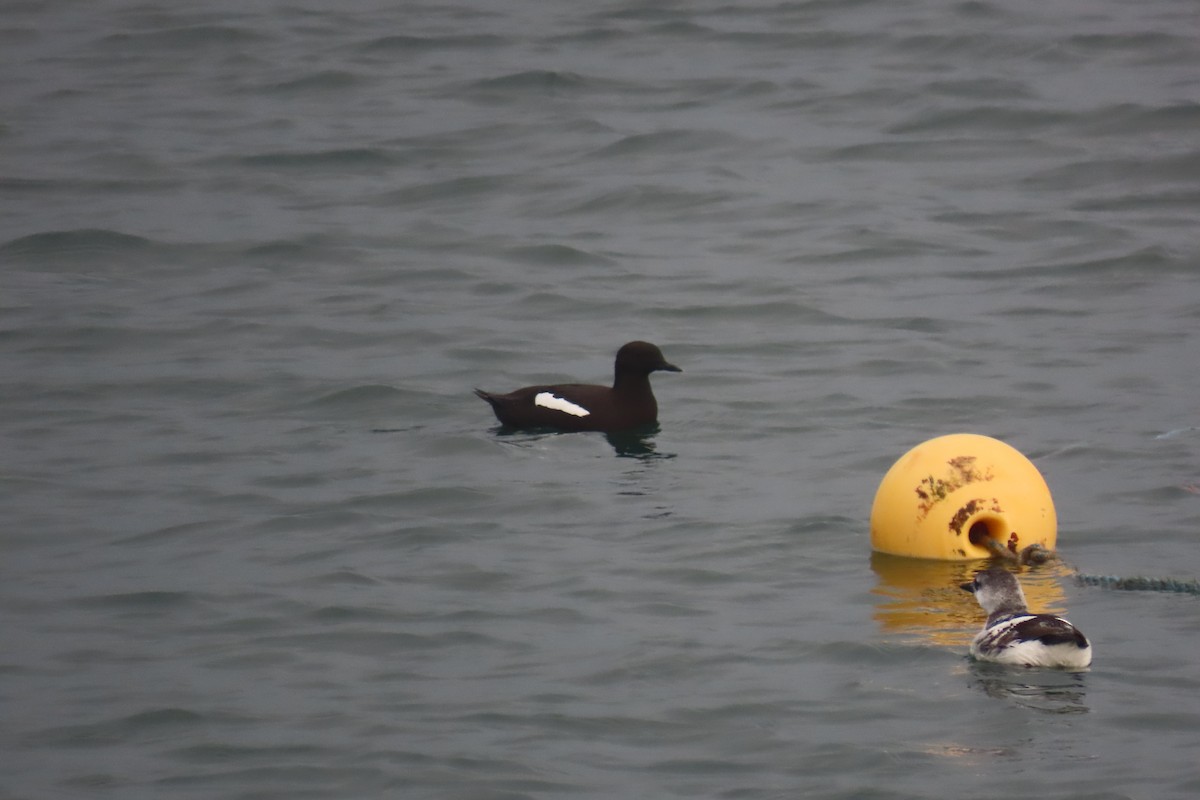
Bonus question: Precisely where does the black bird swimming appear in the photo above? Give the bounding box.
[474,341,680,433]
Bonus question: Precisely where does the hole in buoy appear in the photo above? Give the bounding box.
[968,518,1006,550]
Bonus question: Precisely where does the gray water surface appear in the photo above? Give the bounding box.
[3,1,1200,798]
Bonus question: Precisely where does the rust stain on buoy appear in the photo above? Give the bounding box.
[914,456,994,520]
[948,497,1003,536]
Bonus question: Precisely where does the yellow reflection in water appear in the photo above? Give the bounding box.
[870,551,1075,648]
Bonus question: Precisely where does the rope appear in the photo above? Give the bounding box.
[1073,574,1200,594]
[980,536,1055,566]
[980,536,1200,595]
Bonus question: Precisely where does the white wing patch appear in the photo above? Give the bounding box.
[534,392,590,417]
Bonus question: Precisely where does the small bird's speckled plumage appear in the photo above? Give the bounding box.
[960,567,1092,669]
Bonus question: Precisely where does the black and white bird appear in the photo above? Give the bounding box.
[960,567,1092,669]
[474,341,680,433]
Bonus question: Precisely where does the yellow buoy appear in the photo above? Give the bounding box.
[870,433,1056,560]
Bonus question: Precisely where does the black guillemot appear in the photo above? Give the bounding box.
[960,567,1092,669]
[474,341,680,433]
